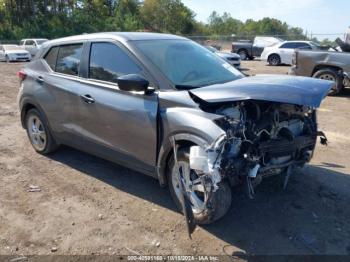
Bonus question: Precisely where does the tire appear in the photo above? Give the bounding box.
[268,54,281,66]
[25,108,59,154]
[313,68,344,95]
[238,49,248,60]
[167,148,232,224]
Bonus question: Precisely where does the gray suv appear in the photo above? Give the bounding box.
[17,33,331,225]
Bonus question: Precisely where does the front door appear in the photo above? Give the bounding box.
[76,41,158,171]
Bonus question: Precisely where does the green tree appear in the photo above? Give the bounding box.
[141,0,195,34]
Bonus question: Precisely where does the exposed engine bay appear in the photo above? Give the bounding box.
[188,100,326,199]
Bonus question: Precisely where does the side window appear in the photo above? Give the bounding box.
[89,42,142,83]
[280,42,296,49]
[25,40,35,46]
[56,44,83,76]
[44,47,59,70]
[20,40,25,45]
[295,43,312,49]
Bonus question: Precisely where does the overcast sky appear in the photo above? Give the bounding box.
[182,0,350,40]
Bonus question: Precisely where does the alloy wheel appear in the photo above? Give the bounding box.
[171,160,207,214]
[27,115,47,151]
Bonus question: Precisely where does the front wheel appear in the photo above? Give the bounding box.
[167,148,232,224]
[313,68,344,95]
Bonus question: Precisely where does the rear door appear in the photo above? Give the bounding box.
[76,41,158,172]
[40,43,85,141]
[279,42,296,64]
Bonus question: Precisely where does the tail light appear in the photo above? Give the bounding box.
[17,70,27,81]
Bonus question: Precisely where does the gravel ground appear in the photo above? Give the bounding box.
[1,60,350,257]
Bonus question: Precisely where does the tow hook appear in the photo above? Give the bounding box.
[317,131,328,146]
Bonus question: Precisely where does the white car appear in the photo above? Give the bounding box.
[0,45,31,62]
[20,38,48,56]
[205,46,241,68]
[261,41,320,66]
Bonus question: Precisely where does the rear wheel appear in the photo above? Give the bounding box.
[25,108,59,154]
[238,49,248,60]
[313,68,344,95]
[167,148,232,224]
[268,54,281,66]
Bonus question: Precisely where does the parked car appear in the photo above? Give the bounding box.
[289,49,350,95]
[18,33,331,225]
[20,38,48,56]
[0,45,31,62]
[205,45,241,68]
[261,41,320,66]
[232,36,282,60]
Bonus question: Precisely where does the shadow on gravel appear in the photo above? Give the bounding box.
[49,146,350,255]
[337,87,350,98]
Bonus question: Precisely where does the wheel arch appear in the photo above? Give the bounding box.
[237,48,249,59]
[156,133,210,187]
[311,64,343,76]
[268,53,280,60]
[20,101,38,128]
[20,98,50,130]
[237,48,248,53]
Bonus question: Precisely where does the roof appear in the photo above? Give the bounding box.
[21,38,48,41]
[45,32,187,46]
[281,40,312,43]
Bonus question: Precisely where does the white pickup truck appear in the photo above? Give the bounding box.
[19,38,48,56]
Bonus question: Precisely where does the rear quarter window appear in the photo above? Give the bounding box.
[280,42,296,49]
[56,44,83,76]
[44,47,59,70]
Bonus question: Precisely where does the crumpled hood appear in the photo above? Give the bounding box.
[189,74,333,108]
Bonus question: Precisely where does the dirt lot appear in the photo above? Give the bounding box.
[1,60,350,257]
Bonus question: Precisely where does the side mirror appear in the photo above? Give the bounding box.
[117,74,150,93]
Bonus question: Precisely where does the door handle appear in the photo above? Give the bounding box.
[80,94,95,104]
[36,76,45,84]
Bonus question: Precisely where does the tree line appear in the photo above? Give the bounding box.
[0,0,309,41]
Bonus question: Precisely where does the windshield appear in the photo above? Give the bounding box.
[133,39,243,88]
[310,42,321,48]
[36,39,48,45]
[3,45,21,51]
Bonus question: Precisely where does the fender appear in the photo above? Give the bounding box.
[156,107,225,186]
[156,132,210,186]
[19,96,47,128]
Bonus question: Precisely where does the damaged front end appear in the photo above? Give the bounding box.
[188,100,327,198]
